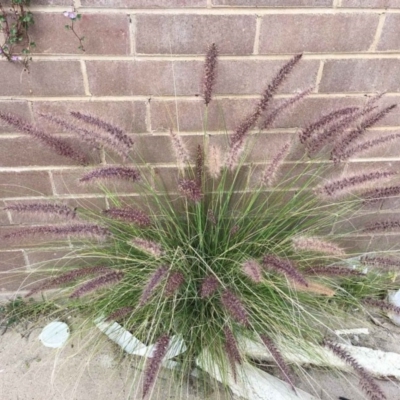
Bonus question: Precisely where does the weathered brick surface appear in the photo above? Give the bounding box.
[2,2,400,297]
[259,14,378,53]
[0,61,85,96]
[377,14,400,51]
[52,168,145,195]
[136,15,256,55]
[32,101,147,134]
[212,0,332,5]
[319,59,400,93]
[0,251,26,272]
[31,14,130,55]
[0,272,51,293]
[5,197,107,225]
[0,201,9,225]
[0,225,71,249]
[86,60,201,96]
[81,0,206,7]
[87,59,319,96]
[0,101,32,133]
[0,136,100,167]
[341,0,400,7]
[151,98,255,132]
[26,249,104,270]
[0,172,53,199]
[150,95,400,134]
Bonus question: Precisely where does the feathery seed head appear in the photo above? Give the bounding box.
[203,43,218,106]
[164,271,185,297]
[262,255,308,287]
[4,202,77,221]
[129,238,165,258]
[292,236,345,256]
[79,166,141,184]
[103,208,151,227]
[139,265,169,306]
[200,275,219,298]
[178,179,203,202]
[315,171,396,198]
[241,259,263,283]
[221,289,249,326]
[143,333,170,399]
[224,326,241,382]
[70,271,124,298]
[26,266,111,297]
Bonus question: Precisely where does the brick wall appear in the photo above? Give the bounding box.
[1,0,400,299]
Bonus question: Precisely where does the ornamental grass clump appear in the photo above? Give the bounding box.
[3,45,400,400]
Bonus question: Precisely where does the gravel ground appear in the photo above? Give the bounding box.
[1,313,400,400]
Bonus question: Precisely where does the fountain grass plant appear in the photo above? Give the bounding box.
[2,45,400,400]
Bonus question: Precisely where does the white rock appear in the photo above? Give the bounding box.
[39,321,70,348]
[196,349,317,400]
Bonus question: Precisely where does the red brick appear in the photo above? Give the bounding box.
[105,134,202,165]
[149,94,399,134]
[0,272,51,293]
[81,0,206,7]
[215,59,319,95]
[32,101,147,134]
[0,251,26,272]
[136,15,256,55]
[3,0,69,4]
[319,59,400,93]
[377,14,400,51]
[259,14,378,54]
[26,249,104,270]
[4,197,107,225]
[0,171,52,199]
[212,0,331,5]
[249,161,341,190]
[343,129,400,160]
[86,60,201,96]
[52,168,146,196]
[0,61,85,96]
[344,161,400,184]
[274,96,400,129]
[0,225,71,249]
[86,59,318,96]
[31,13,129,55]
[0,102,32,133]
[341,0,400,7]
[0,205,9,225]
[335,235,375,253]
[0,136,100,167]
[151,98,255,132]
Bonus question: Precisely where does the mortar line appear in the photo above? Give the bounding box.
[368,12,386,52]
[73,0,82,8]
[314,60,325,93]
[48,171,58,197]
[25,7,400,14]
[0,125,398,140]
[26,100,36,123]
[5,209,13,225]
[2,92,400,102]
[79,60,92,96]
[22,250,31,272]
[145,99,152,133]
[207,0,212,8]
[0,125,400,141]
[7,52,400,61]
[129,14,136,56]
[252,15,262,55]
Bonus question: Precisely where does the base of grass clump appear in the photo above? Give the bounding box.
[2,46,400,400]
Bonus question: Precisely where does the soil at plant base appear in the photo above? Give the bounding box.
[0,313,400,400]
